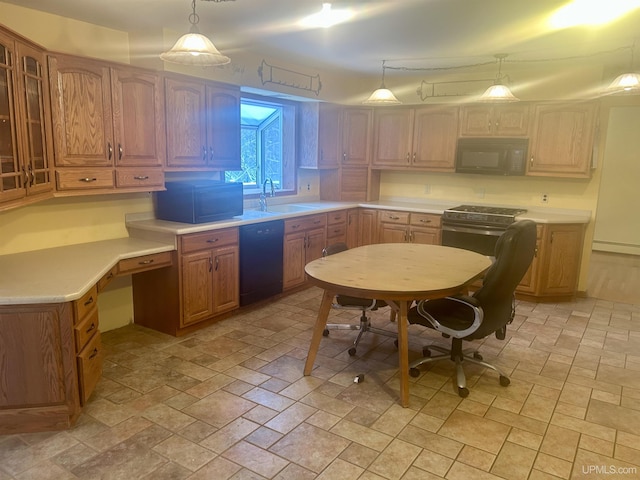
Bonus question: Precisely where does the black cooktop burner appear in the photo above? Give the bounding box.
[443,205,528,227]
[447,205,528,216]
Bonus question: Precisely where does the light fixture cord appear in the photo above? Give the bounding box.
[189,0,200,27]
[381,60,387,88]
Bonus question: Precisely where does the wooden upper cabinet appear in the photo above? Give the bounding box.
[341,107,371,165]
[459,104,530,137]
[165,76,240,170]
[298,102,341,169]
[0,29,54,209]
[49,55,113,167]
[373,106,458,171]
[528,102,598,178]
[110,66,164,167]
[206,83,241,170]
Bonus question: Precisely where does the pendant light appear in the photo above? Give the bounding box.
[479,54,519,102]
[606,41,640,94]
[160,0,230,67]
[363,61,402,105]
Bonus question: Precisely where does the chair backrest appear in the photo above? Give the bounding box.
[469,220,537,339]
[322,242,348,257]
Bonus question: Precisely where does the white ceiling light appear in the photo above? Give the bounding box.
[160,0,230,67]
[363,60,401,105]
[606,42,640,94]
[478,54,519,102]
[300,3,354,29]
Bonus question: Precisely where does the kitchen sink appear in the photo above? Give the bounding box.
[264,204,315,214]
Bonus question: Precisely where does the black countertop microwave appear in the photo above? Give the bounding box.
[156,180,243,224]
[455,138,528,176]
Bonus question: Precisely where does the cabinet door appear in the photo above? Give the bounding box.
[206,83,240,169]
[410,226,440,245]
[181,250,214,326]
[212,244,239,314]
[283,231,306,289]
[540,225,584,295]
[459,105,493,136]
[305,227,327,265]
[346,209,359,249]
[412,106,458,171]
[164,77,207,168]
[379,223,408,243]
[372,108,413,167]
[528,103,597,177]
[493,104,529,136]
[342,108,371,165]
[317,103,341,168]
[0,33,24,204]
[111,67,164,167]
[358,209,378,246]
[49,55,113,166]
[517,228,542,294]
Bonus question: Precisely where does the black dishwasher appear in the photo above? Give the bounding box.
[239,220,284,306]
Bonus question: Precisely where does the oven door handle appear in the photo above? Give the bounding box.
[442,224,506,237]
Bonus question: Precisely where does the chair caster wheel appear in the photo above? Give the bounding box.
[422,347,431,358]
[409,367,420,378]
[458,387,469,398]
[322,329,329,337]
[473,352,483,361]
[499,375,510,387]
[348,347,357,356]
[354,374,364,383]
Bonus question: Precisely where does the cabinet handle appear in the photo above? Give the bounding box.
[108,142,113,160]
[106,272,114,280]
[530,156,534,166]
[89,348,99,360]
[406,152,410,164]
[138,259,154,265]
[214,256,219,271]
[291,224,300,229]
[209,146,214,162]
[86,323,96,334]
[28,164,35,186]
[208,256,213,272]
[22,166,29,185]
[118,144,123,160]
[412,152,416,163]
[389,215,400,220]
[84,296,94,306]
[203,146,207,162]
[133,175,149,180]
[343,152,347,162]
[313,220,321,224]
[206,238,219,243]
[79,177,97,183]
[420,219,432,224]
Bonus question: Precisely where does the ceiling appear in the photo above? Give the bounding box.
[4,0,640,76]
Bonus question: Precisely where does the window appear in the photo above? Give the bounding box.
[225,94,296,196]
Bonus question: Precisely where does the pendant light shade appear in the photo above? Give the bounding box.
[605,42,639,94]
[478,54,519,102]
[160,0,230,67]
[364,61,401,105]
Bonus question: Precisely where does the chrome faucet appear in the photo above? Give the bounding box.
[259,178,274,211]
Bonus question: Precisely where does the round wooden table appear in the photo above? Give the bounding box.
[303,243,492,407]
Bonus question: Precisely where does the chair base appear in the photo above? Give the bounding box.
[324,311,396,356]
[408,338,510,397]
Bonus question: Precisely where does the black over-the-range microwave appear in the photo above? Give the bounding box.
[156,180,243,224]
[455,137,528,176]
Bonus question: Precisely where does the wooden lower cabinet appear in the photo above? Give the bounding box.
[378,210,442,245]
[0,287,103,434]
[283,214,327,290]
[516,223,585,301]
[133,229,239,336]
[358,209,378,246]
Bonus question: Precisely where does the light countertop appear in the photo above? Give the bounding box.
[0,237,174,305]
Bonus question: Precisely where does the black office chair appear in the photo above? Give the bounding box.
[321,242,396,356]
[407,220,537,397]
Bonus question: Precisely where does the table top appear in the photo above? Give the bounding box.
[305,243,492,301]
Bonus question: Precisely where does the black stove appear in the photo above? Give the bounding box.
[443,205,527,228]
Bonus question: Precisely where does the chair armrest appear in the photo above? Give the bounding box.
[416,295,483,339]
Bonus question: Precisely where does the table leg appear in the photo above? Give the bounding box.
[304,289,335,376]
[397,300,410,407]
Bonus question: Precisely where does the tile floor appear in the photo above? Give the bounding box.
[1,287,640,479]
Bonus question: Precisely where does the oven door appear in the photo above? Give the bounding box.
[441,223,505,257]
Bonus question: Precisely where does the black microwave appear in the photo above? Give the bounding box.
[455,138,528,176]
[155,180,243,224]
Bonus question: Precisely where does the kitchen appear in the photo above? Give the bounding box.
[1,1,640,478]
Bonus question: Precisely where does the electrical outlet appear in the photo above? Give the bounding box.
[541,193,549,203]
[307,183,310,191]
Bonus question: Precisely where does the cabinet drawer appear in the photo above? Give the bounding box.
[284,214,327,234]
[117,251,173,275]
[56,169,114,191]
[74,308,99,352]
[326,223,347,239]
[327,210,347,225]
[97,265,118,292]
[379,210,410,224]
[181,228,238,254]
[410,213,441,228]
[77,331,102,405]
[115,168,164,188]
[74,285,98,324]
